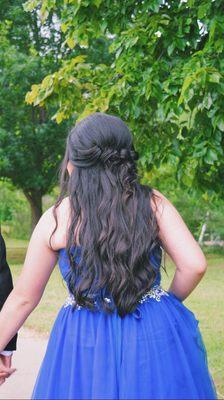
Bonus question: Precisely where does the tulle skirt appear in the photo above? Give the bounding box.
[31,288,217,400]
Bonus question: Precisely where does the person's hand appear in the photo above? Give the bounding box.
[0,355,16,385]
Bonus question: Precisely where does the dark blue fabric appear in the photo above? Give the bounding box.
[32,245,217,399]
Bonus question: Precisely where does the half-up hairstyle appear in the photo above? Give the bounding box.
[53,112,163,317]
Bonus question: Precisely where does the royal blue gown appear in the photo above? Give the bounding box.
[32,244,217,400]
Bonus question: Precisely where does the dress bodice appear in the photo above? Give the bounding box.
[58,243,162,296]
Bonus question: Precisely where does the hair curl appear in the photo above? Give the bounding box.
[52,112,164,317]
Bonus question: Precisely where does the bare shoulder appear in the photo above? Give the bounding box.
[50,197,71,250]
[31,197,71,251]
[37,198,69,227]
[150,188,183,226]
[150,188,169,217]
[35,205,55,229]
[28,206,57,249]
[54,196,71,220]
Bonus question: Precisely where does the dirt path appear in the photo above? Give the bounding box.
[0,328,48,400]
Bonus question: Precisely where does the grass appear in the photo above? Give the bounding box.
[5,238,224,397]
[5,238,28,264]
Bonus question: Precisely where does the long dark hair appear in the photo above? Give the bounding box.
[52,112,163,317]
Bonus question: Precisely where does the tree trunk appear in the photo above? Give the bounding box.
[198,211,210,245]
[198,222,207,245]
[24,190,43,233]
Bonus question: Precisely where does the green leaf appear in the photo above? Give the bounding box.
[208,72,221,83]
[66,36,75,49]
[71,55,86,65]
[217,119,224,132]
[53,111,66,124]
[167,43,174,56]
[61,23,68,33]
[23,0,39,12]
[25,84,40,105]
[204,149,218,164]
[41,75,54,89]
[178,75,194,105]
[198,3,210,19]
[94,0,102,8]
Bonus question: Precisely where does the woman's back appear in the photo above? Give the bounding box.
[31,193,217,400]
[0,112,217,399]
[32,112,216,398]
[46,194,164,310]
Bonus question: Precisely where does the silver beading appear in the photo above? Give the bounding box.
[63,284,169,310]
[139,285,169,303]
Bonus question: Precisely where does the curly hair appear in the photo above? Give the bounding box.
[52,112,163,317]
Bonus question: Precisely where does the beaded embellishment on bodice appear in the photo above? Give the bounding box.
[58,243,166,315]
[64,285,169,310]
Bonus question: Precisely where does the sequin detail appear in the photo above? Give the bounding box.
[64,296,82,310]
[63,284,169,310]
[139,285,169,303]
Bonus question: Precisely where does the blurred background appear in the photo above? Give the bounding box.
[0,0,223,397]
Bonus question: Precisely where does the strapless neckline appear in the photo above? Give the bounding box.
[58,244,162,275]
[58,245,82,253]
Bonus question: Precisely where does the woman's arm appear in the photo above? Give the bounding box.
[0,207,58,352]
[151,189,207,301]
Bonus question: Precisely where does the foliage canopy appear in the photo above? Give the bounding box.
[0,0,69,229]
[24,0,224,194]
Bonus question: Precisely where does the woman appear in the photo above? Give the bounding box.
[0,113,217,399]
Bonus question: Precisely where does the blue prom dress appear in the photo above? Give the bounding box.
[32,244,217,400]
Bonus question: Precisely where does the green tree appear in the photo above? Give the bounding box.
[24,0,224,194]
[0,1,69,230]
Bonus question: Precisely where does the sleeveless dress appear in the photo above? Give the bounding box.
[31,244,217,400]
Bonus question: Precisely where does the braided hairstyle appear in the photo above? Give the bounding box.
[53,112,161,317]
